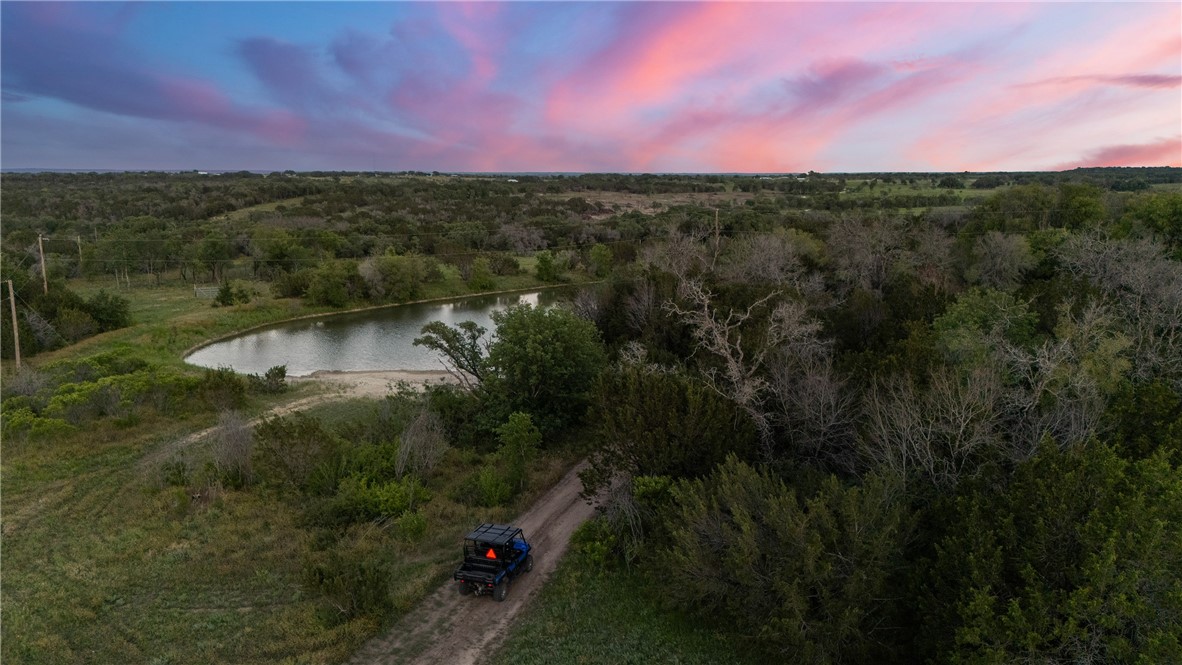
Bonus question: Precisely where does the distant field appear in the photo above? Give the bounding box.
[543,189,755,216]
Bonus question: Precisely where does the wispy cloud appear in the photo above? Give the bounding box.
[1056,137,1182,170]
[2,1,1178,171]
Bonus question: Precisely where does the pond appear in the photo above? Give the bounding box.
[184,288,578,377]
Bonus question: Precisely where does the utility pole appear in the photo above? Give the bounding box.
[37,234,48,295]
[7,280,21,369]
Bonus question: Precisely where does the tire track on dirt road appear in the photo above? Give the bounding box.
[347,461,596,665]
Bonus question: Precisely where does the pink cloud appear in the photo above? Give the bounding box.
[1056,137,1182,169]
[907,3,1180,171]
[1021,74,1182,90]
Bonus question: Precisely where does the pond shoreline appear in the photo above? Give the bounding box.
[290,369,460,396]
[181,283,598,359]
[185,281,605,375]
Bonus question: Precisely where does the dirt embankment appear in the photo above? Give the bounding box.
[347,461,596,665]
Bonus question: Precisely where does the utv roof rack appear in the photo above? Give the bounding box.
[464,523,522,546]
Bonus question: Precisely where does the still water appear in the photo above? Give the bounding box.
[185,289,575,377]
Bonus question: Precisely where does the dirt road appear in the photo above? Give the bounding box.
[347,461,596,665]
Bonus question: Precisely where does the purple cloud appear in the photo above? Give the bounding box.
[786,59,888,110]
[1,3,302,143]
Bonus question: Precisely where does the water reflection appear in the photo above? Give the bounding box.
[185,289,573,376]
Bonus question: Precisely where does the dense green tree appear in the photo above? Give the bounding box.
[580,365,758,497]
[496,412,541,491]
[588,243,613,277]
[1120,190,1182,254]
[933,288,1038,367]
[358,254,434,302]
[918,442,1182,663]
[1105,379,1182,462]
[535,250,560,282]
[83,290,131,331]
[484,304,606,434]
[304,260,364,307]
[467,257,496,291]
[664,457,912,664]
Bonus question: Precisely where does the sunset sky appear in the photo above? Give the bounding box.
[2,1,1179,173]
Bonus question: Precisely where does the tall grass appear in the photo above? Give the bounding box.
[489,552,767,665]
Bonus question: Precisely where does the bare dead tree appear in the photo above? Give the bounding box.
[665,279,824,457]
[769,351,859,472]
[22,309,59,348]
[825,215,910,295]
[570,287,602,324]
[966,231,1036,291]
[912,225,957,295]
[2,365,48,399]
[1058,233,1182,382]
[357,256,385,299]
[997,301,1130,459]
[719,233,811,290]
[624,280,657,333]
[210,410,254,486]
[491,223,547,253]
[396,408,448,480]
[638,229,710,279]
[859,365,1002,490]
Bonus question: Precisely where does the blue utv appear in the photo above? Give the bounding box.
[453,523,534,601]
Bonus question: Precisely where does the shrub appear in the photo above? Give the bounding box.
[161,459,190,487]
[570,517,620,571]
[1,366,49,400]
[487,253,521,276]
[45,381,125,424]
[83,289,131,331]
[247,364,288,394]
[329,475,429,523]
[467,257,496,290]
[271,268,313,298]
[496,412,541,492]
[535,250,559,281]
[214,281,236,307]
[1,406,76,441]
[395,510,428,542]
[199,366,247,410]
[303,527,394,622]
[56,307,99,342]
[209,410,254,489]
[476,466,512,507]
[253,413,342,490]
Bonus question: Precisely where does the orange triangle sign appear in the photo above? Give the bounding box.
[485,548,497,559]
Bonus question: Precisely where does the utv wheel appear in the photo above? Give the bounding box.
[493,580,509,602]
[524,554,534,573]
